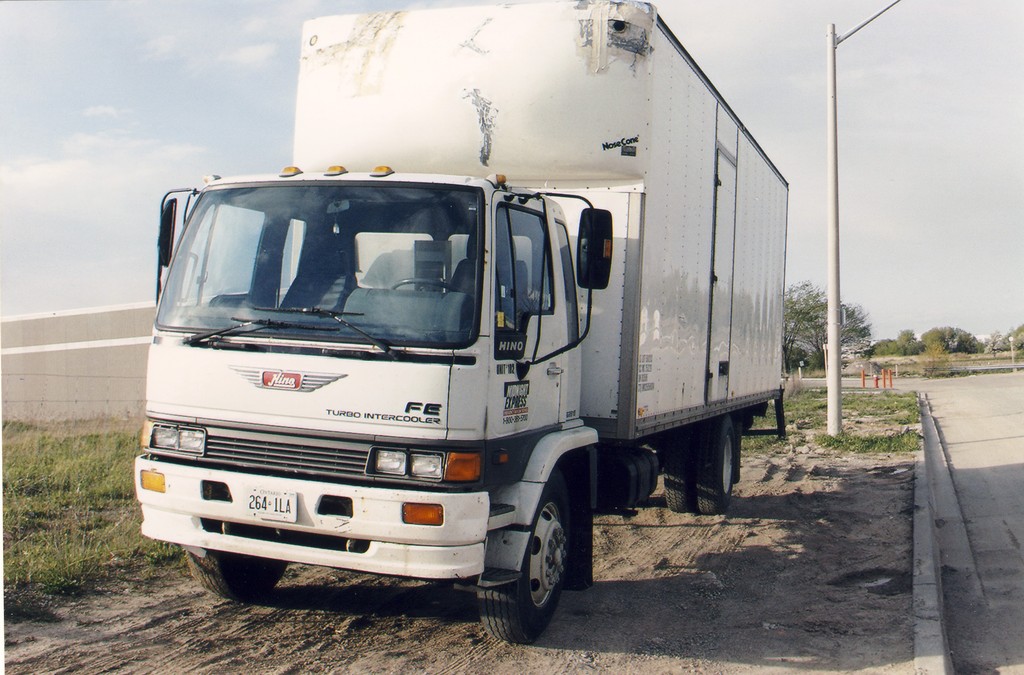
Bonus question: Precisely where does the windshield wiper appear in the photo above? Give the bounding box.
[183,317,335,347]
[253,306,397,359]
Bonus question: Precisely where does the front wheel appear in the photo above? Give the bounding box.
[478,470,570,643]
[186,550,287,602]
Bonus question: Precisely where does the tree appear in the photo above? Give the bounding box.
[870,339,897,357]
[922,342,950,377]
[921,326,980,354]
[895,329,924,355]
[1008,324,1024,353]
[986,331,1007,354]
[783,281,824,370]
[872,329,922,357]
[783,281,872,371]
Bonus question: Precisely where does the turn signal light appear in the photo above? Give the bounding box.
[444,452,482,482]
[140,470,166,493]
[402,503,444,526]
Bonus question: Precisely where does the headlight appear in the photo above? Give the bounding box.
[151,425,180,449]
[410,453,443,479]
[149,423,206,455]
[178,428,206,453]
[374,449,407,475]
[368,447,479,482]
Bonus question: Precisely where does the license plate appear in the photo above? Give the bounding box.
[247,487,297,523]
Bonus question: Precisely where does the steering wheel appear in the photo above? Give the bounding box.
[391,278,452,291]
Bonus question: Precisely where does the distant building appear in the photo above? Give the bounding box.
[1,303,154,421]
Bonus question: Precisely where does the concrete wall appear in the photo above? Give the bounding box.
[1,303,155,421]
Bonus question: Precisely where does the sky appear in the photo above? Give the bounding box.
[1,0,1021,340]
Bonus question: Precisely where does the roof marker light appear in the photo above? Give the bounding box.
[202,174,222,185]
[279,166,303,177]
[324,165,348,176]
[370,166,395,177]
[487,174,507,188]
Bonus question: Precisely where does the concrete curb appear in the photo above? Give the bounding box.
[913,394,953,674]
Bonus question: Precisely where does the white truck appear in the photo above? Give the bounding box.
[136,1,788,643]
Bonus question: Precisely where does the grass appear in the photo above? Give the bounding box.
[746,387,920,455]
[2,420,180,602]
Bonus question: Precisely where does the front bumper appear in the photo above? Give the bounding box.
[135,456,490,580]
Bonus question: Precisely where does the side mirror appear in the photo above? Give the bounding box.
[577,208,612,290]
[159,198,177,268]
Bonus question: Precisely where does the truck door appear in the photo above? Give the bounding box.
[706,147,738,403]
[488,199,565,436]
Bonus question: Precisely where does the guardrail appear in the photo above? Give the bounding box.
[949,363,1024,372]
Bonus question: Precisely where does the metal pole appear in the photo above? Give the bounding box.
[837,0,905,45]
[826,23,842,436]
[824,0,907,436]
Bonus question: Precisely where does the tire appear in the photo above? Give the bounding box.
[478,470,570,644]
[696,415,739,515]
[186,549,287,602]
[663,444,698,514]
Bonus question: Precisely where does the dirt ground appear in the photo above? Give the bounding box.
[4,447,915,674]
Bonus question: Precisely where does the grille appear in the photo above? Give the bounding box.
[199,425,370,479]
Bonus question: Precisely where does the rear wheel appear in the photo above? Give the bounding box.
[186,550,287,602]
[696,415,739,515]
[663,444,698,514]
[478,470,570,644]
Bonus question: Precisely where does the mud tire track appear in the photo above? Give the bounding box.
[5,451,916,673]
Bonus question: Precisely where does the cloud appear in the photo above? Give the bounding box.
[3,131,205,213]
[241,17,269,34]
[145,34,178,60]
[220,43,278,67]
[83,105,129,119]
[0,131,207,314]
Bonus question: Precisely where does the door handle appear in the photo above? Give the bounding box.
[546,363,564,376]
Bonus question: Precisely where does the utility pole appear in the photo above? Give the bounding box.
[825,0,906,436]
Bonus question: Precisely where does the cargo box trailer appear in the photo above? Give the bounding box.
[136,1,788,643]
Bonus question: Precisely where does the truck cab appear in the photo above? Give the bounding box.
[137,168,612,642]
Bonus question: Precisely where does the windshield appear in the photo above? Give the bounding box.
[157,183,483,348]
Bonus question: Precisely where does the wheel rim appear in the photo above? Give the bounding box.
[721,430,733,490]
[528,501,567,608]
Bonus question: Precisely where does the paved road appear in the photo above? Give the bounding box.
[918,372,1024,674]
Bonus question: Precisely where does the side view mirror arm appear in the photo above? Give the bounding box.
[157,188,198,301]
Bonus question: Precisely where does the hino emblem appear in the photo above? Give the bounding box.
[231,367,346,393]
[263,371,301,389]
